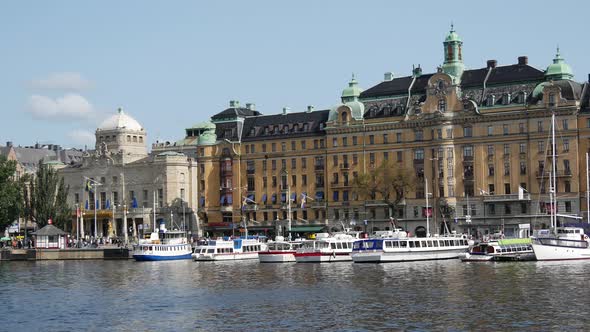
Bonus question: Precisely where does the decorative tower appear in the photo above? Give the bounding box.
[341,73,363,103]
[441,24,465,83]
[545,47,574,81]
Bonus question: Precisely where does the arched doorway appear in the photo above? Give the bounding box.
[415,226,427,238]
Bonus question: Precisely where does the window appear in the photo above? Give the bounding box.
[383,134,388,144]
[463,127,472,137]
[448,185,455,197]
[504,204,511,215]
[292,175,297,187]
[74,193,80,204]
[291,158,296,169]
[262,144,267,152]
[302,175,307,186]
[487,95,495,106]
[521,202,528,214]
[301,140,306,149]
[503,124,509,135]
[397,151,403,162]
[415,131,423,141]
[332,138,338,147]
[446,128,453,139]
[272,143,276,152]
[263,177,267,188]
[504,183,511,194]
[281,159,286,169]
[281,142,286,151]
[437,129,443,139]
[369,135,375,145]
[562,119,569,130]
[487,145,494,156]
[519,123,525,133]
[563,139,569,152]
[564,160,571,174]
[414,149,424,160]
[548,93,555,106]
[504,162,510,176]
[437,98,446,112]
[504,144,510,155]
[538,141,545,153]
[383,152,389,161]
[271,160,276,170]
[245,145,250,153]
[396,133,402,143]
[343,137,348,147]
[353,154,358,165]
[565,181,571,193]
[333,155,338,167]
[489,184,495,194]
[272,176,277,188]
[488,164,495,176]
[463,146,473,158]
[538,121,543,132]
[520,162,527,175]
[488,204,496,215]
[487,125,493,136]
[519,143,526,154]
[565,201,572,212]
[353,136,358,145]
[333,191,339,202]
[158,189,163,208]
[301,158,307,169]
[291,141,296,151]
[369,153,375,165]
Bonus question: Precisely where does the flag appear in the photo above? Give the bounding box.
[518,186,525,200]
[85,179,93,192]
[85,200,89,210]
[105,199,110,209]
[132,197,138,208]
[96,199,99,209]
[300,194,306,209]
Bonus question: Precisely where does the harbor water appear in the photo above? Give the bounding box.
[2,259,590,331]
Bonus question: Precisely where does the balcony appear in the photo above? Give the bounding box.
[483,193,531,202]
[535,170,572,178]
[310,201,326,208]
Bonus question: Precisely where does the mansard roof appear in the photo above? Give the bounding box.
[360,64,545,100]
[211,107,261,121]
[242,110,330,141]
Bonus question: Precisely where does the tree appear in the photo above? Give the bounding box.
[0,155,22,231]
[24,161,71,230]
[353,160,416,218]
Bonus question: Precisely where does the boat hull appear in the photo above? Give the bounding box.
[294,252,351,263]
[532,243,590,261]
[192,252,260,261]
[352,248,467,263]
[258,252,296,263]
[133,253,192,261]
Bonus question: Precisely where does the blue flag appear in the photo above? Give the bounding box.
[132,197,138,208]
[85,200,89,210]
[105,199,110,209]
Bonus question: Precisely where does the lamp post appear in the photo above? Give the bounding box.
[84,177,102,240]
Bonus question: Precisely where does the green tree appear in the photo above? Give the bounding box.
[24,161,71,230]
[0,155,22,231]
[353,160,416,218]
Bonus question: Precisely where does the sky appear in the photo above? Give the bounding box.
[1,0,589,150]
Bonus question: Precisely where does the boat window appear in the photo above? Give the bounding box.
[353,242,360,249]
[426,240,432,247]
[385,241,392,248]
[409,241,415,248]
[207,249,214,253]
[400,241,408,248]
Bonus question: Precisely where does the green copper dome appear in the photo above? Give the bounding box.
[445,24,462,42]
[545,48,574,80]
[341,74,363,102]
[189,120,216,130]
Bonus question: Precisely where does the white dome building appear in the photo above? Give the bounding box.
[95,108,147,161]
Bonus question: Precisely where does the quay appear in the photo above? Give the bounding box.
[0,247,130,261]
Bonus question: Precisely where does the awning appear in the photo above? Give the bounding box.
[288,226,326,233]
[315,191,324,199]
[271,194,277,203]
[227,195,233,204]
[262,194,267,203]
[220,196,226,204]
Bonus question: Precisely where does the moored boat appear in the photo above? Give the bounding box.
[351,230,469,263]
[192,237,267,261]
[462,238,534,262]
[532,227,590,261]
[132,230,192,261]
[294,232,359,263]
[258,236,304,263]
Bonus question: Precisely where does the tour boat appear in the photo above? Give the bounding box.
[294,232,359,263]
[462,238,535,262]
[192,237,267,261]
[132,230,192,261]
[258,236,304,263]
[351,229,469,263]
[532,227,590,261]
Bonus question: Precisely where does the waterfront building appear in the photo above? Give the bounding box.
[32,224,68,249]
[58,109,199,240]
[157,26,590,239]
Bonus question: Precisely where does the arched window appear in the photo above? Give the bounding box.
[342,112,348,123]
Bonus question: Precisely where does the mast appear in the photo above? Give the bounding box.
[287,185,292,241]
[551,113,558,229]
[586,152,589,224]
[425,176,430,237]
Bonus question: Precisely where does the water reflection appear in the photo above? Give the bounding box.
[2,259,590,331]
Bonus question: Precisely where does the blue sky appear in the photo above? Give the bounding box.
[1,0,589,149]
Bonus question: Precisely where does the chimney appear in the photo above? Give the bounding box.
[245,103,256,111]
[229,100,240,108]
[412,65,422,77]
[6,141,12,148]
[282,107,290,115]
[384,72,394,81]
[307,105,315,113]
[486,60,497,69]
[518,56,528,65]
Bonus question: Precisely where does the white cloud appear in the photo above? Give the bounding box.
[26,93,94,120]
[68,129,95,146]
[31,72,91,90]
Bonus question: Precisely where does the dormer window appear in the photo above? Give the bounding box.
[487,95,495,106]
[342,112,348,123]
[518,92,525,104]
[303,123,309,131]
[264,127,270,135]
[250,128,255,136]
[438,99,446,112]
[549,93,556,106]
[503,93,511,105]
[293,124,298,132]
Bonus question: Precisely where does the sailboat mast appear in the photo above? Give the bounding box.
[425,176,430,237]
[587,152,590,224]
[551,113,558,229]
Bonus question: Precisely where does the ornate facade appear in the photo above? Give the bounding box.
[161,27,590,238]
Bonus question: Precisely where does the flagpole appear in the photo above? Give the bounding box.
[425,176,429,238]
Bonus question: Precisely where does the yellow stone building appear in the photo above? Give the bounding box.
[163,27,590,239]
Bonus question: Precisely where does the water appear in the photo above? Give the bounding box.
[1,259,590,331]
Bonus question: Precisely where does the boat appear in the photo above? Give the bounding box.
[258,236,304,263]
[531,113,590,261]
[294,232,360,263]
[132,230,192,261]
[462,238,535,262]
[192,237,267,261]
[351,230,470,263]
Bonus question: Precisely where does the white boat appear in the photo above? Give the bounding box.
[532,227,590,261]
[132,231,192,261]
[530,113,590,261]
[462,238,534,262]
[258,236,304,263]
[351,229,469,263]
[192,237,267,261]
[294,232,359,263]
